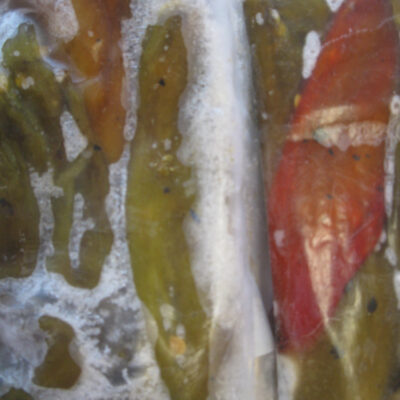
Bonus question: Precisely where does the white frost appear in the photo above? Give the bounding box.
[61,111,89,162]
[277,355,297,400]
[302,31,321,79]
[35,0,79,41]
[69,193,95,270]
[255,12,264,26]
[20,75,35,89]
[0,11,28,54]
[391,95,400,116]
[274,230,285,248]
[325,0,345,12]
[385,95,400,217]
[385,247,398,267]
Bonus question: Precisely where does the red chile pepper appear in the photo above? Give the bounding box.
[268,0,399,352]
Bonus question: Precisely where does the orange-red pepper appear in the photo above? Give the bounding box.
[268,0,399,351]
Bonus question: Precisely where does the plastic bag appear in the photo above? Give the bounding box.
[0,1,273,399]
[245,0,400,399]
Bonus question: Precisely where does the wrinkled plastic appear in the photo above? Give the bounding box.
[0,1,273,400]
[245,0,400,399]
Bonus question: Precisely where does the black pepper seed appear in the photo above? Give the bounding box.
[159,78,166,86]
[163,187,170,194]
[56,148,64,159]
[344,279,354,294]
[389,369,400,392]
[352,154,360,161]
[330,346,340,359]
[0,198,14,216]
[302,139,310,143]
[377,185,384,193]
[94,144,102,151]
[366,153,371,159]
[326,194,333,200]
[328,148,334,156]
[367,297,378,314]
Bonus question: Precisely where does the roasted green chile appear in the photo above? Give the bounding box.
[0,22,112,287]
[127,16,210,400]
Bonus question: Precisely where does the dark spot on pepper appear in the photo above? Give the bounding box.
[159,78,166,87]
[94,144,102,151]
[377,185,384,193]
[330,346,340,359]
[56,148,64,160]
[190,209,200,223]
[105,367,126,386]
[302,139,310,143]
[344,279,354,294]
[389,368,400,392]
[367,297,378,314]
[326,194,333,200]
[163,187,170,194]
[352,154,360,161]
[328,148,334,156]
[0,198,14,216]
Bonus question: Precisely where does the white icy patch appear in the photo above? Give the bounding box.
[385,96,400,314]
[291,105,387,148]
[30,168,64,261]
[274,230,285,248]
[393,271,400,309]
[0,11,29,53]
[385,246,398,267]
[277,355,297,400]
[374,230,387,252]
[270,8,280,22]
[255,12,264,26]
[0,1,78,43]
[385,95,400,218]
[325,0,345,12]
[33,0,79,41]
[159,303,175,332]
[20,75,35,89]
[302,31,321,79]
[0,300,47,396]
[69,193,95,270]
[61,111,88,162]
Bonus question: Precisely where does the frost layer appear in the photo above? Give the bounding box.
[0,1,272,399]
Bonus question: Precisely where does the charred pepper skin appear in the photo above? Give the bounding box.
[268,0,398,352]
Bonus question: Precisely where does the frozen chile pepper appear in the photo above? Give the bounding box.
[268,0,399,351]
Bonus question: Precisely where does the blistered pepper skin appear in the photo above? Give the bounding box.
[268,0,399,351]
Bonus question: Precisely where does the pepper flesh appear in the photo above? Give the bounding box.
[63,0,130,163]
[126,17,209,400]
[268,0,399,351]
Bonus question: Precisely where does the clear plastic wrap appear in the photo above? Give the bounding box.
[0,1,273,399]
[5,0,399,399]
[245,0,400,399]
